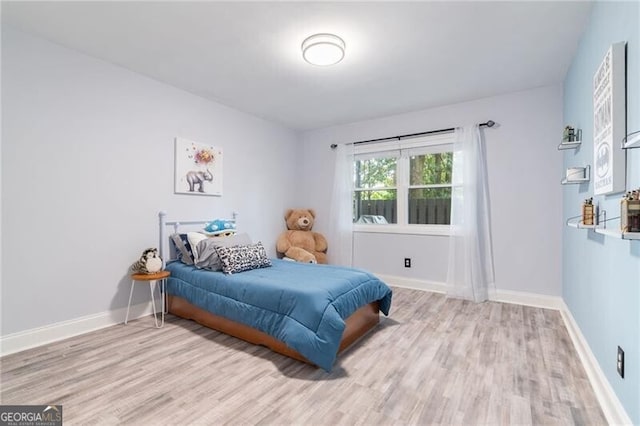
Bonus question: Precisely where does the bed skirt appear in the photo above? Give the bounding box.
[167,295,381,367]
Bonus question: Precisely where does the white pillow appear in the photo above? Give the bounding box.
[186,232,208,262]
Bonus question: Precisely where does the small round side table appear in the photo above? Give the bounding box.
[125,270,170,328]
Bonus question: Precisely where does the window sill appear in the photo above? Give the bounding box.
[353,224,451,236]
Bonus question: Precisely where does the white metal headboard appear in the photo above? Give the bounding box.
[158,211,211,264]
[158,211,239,264]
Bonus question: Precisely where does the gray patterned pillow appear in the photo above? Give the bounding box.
[215,242,272,274]
[195,233,252,271]
[170,233,194,265]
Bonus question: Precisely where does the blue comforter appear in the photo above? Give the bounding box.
[165,259,392,371]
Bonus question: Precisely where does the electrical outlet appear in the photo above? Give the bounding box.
[404,258,411,268]
[617,346,625,378]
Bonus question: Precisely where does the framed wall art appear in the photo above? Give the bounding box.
[174,137,223,196]
[593,41,626,195]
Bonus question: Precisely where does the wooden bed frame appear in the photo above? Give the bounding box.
[167,295,380,366]
[158,211,383,368]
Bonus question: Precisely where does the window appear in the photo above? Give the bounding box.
[353,134,453,232]
[354,154,398,224]
[408,150,452,224]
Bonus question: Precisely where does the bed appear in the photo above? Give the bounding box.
[159,212,392,371]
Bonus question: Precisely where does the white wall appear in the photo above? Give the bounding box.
[300,86,563,296]
[1,27,299,335]
[0,25,564,337]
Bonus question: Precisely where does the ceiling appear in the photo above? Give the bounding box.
[2,1,592,131]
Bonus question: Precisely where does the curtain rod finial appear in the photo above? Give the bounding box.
[486,120,495,127]
[330,143,338,149]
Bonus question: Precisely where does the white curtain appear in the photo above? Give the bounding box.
[446,125,495,302]
[328,143,355,266]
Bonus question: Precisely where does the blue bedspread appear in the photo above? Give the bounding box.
[165,259,392,371]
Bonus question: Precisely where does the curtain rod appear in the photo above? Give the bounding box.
[329,120,495,149]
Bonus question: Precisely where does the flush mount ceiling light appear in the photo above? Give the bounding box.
[301,33,345,66]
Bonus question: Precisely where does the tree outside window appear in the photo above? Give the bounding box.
[353,145,452,226]
[354,157,397,223]
[408,152,452,224]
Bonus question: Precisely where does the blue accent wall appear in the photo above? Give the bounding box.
[563,2,639,423]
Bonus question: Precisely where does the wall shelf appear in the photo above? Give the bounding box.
[622,132,640,149]
[566,210,604,229]
[562,177,589,184]
[573,214,640,240]
[559,127,581,149]
[558,140,582,150]
[594,228,640,240]
[567,221,599,229]
[561,165,590,185]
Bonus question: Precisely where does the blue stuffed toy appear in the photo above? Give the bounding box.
[203,219,236,236]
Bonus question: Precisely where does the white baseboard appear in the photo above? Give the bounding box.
[490,288,564,310]
[559,301,632,426]
[377,274,562,310]
[0,302,159,357]
[376,274,447,294]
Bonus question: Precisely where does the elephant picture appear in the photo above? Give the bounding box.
[174,137,223,196]
[186,169,213,193]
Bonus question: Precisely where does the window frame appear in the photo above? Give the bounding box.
[352,133,454,236]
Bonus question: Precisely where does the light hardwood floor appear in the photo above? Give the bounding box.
[1,288,606,425]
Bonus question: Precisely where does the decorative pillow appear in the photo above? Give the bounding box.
[186,232,208,262]
[195,233,252,271]
[215,242,272,274]
[170,233,194,265]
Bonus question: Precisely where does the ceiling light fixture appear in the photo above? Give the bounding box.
[301,33,345,66]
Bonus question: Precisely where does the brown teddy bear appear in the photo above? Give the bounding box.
[276,209,328,264]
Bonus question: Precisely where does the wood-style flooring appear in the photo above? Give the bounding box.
[0,288,606,425]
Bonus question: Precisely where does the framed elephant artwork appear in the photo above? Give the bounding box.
[174,137,223,196]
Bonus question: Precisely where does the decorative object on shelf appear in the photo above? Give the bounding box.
[174,137,223,196]
[563,125,574,142]
[593,41,626,195]
[582,197,595,226]
[563,125,578,142]
[567,167,585,181]
[566,209,606,229]
[130,248,163,274]
[561,165,590,184]
[621,190,640,232]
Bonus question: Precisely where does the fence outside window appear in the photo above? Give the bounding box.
[355,197,451,225]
